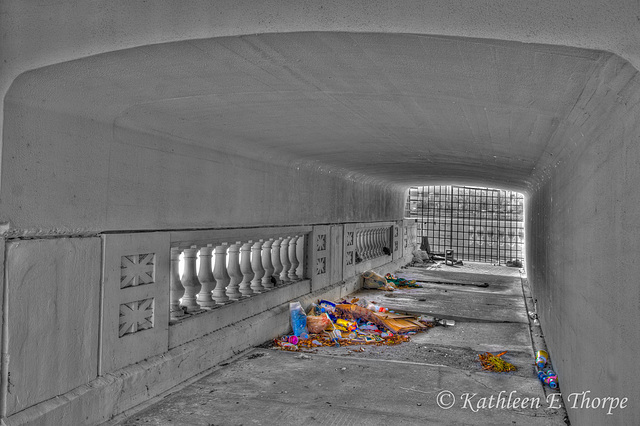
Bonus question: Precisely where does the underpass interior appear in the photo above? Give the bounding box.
[1,18,639,426]
[114,262,564,425]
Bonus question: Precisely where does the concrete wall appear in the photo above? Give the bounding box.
[527,54,640,425]
[1,100,405,236]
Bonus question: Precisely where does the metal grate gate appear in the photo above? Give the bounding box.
[406,186,524,264]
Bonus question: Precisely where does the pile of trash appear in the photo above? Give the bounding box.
[361,270,421,291]
[273,298,437,352]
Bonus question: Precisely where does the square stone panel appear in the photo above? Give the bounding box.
[346,231,354,246]
[345,250,354,266]
[121,253,155,288]
[5,238,101,416]
[119,298,155,337]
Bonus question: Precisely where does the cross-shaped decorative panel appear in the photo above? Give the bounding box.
[345,250,354,266]
[315,257,326,275]
[121,253,155,288]
[404,227,409,248]
[316,234,326,251]
[119,298,154,337]
[342,223,356,279]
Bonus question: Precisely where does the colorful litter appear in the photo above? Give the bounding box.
[362,270,422,291]
[362,270,396,290]
[385,273,421,288]
[535,349,549,368]
[534,349,559,388]
[478,351,517,372]
[538,368,559,388]
[274,297,436,352]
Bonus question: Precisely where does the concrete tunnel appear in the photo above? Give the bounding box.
[0,1,638,425]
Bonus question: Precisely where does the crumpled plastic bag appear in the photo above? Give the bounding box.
[306,314,331,333]
[289,301,308,337]
[361,270,396,291]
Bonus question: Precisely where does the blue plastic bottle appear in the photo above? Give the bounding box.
[537,370,547,382]
[289,302,308,337]
[544,369,559,388]
[537,368,559,389]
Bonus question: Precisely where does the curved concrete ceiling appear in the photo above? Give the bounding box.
[8,32,606,190]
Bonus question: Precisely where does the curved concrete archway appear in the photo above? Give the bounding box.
[1,32,615,233]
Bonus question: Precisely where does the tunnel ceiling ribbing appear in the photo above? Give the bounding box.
[7,32,605,190]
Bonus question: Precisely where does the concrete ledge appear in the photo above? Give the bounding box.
[3,257,410,426]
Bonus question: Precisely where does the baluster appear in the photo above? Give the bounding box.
[385,228,391,253]
[212,243,231,303]
[226,241,243,300]
[280,237,291,282]
[296,234,305,278]
[356,230,363,261]
[370,229,377,258]
[372,229,378,258]
[251,239,265,293]
[364,230,371,260]
[239,241,255,296]
[261,238,275,289]
[288,235,300,280]
[271,238,283,286]
[170,247,185,319]
[376,228,383,256]
[196,244,216,308]
[372,229,379,257]
[361,229,368,260]
[181,245,202,312]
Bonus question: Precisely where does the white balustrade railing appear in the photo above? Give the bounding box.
[100,220,414,377]
[164,221,412,323]
[355,224,393,262]
[169,228,309,321]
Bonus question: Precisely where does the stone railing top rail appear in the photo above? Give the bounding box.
[169,225,313,248]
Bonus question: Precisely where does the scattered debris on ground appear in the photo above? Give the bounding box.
[273,290,443,352]
[384,273,422,288]
[478,351,517,372]
[362,270,422,291]
[274,269,525,381]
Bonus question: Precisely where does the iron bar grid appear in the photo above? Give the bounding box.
[406,185,524,264]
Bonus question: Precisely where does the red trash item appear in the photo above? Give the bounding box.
[306,315,331,333]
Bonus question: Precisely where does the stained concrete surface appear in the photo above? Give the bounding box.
[112,262,567,425]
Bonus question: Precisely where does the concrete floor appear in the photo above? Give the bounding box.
[110,262,568,425]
